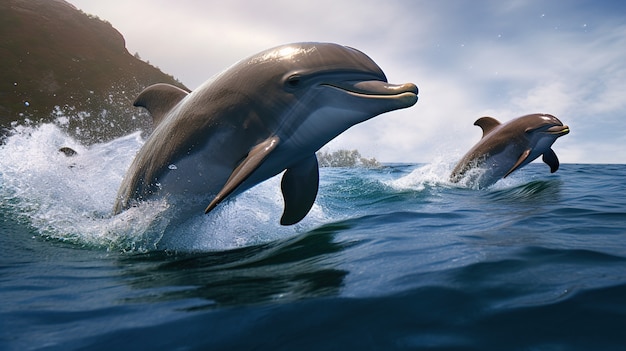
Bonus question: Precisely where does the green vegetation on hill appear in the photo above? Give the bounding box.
[317,149,381,168]
[0,0,188,142]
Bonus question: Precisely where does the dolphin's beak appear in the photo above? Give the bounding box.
[323,81,418,106]
[546,125,570,136]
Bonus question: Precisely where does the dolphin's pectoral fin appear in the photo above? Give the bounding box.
[133,83,189,126]
[542,148,560,173]
[280,155,320,226]
[504,149,531,178]
[474,117,501,138]
[204,136,280,214]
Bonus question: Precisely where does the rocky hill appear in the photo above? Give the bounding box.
[0,0,188,142]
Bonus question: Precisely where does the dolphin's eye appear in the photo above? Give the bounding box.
[285,75,302,89]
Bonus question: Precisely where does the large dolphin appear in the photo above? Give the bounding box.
[113,42,418,225]
[450,113,569,187]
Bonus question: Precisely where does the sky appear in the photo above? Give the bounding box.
[69,0,626,164]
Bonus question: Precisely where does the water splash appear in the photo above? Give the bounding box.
[0,121,324,252]
[384,154,528,192]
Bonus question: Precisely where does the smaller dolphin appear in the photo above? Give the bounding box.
[450,113,569,187]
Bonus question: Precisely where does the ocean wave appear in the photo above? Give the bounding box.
[484,179,563,203]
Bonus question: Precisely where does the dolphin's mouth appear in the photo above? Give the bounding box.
[322,80,418,103]
[545,125,570,136]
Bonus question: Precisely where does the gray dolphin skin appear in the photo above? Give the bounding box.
[450,113,570,187]
[113,42,418,225]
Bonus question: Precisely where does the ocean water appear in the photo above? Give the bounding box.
[1,122,625,350]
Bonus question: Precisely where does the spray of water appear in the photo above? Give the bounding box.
[0,120,324,252]
[384,154,526,192]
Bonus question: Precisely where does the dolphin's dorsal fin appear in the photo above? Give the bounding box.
[204,136,280,214]
[542,148,560,173]
[474,117,501,138]
[133,83,189,126]
[504,148,531,178]
[280,154,319,225]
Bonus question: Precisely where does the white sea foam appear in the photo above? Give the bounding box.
[0,121,324,252]
[384,154,527,192]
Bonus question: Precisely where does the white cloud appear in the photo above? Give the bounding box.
[69,0,626,163]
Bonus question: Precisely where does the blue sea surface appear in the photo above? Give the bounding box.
[1,123,625,350]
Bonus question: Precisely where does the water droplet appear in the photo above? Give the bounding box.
[168,164,178,170]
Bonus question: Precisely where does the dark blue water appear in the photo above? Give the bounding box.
[1,123,625,350]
